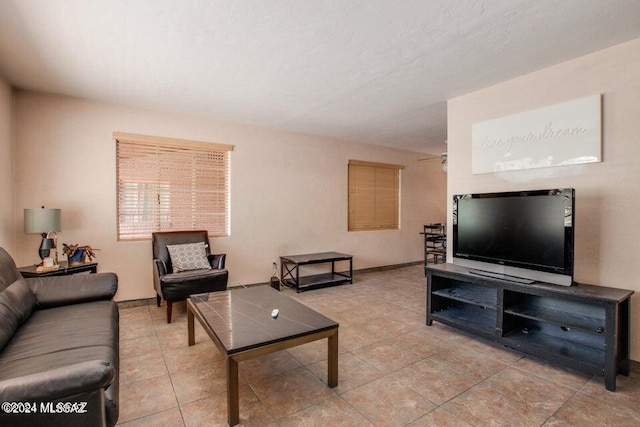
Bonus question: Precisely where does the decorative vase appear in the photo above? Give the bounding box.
[68,248,85,265]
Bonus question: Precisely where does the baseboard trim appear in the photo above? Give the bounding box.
[240,260,423,288]
[117,297,156,308]
[355,260,422,274]
[116,261,423,305]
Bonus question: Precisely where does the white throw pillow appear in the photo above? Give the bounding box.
[166,242,212,272]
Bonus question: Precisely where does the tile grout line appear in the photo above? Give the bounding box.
[150,303,188,427]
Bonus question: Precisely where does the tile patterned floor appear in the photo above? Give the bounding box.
[116,265,640,426]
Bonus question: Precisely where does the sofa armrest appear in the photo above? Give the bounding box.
[26,273,117,309]
[154,258,167,276]
[0,359,115,402]
[208,253,226,269]
[0,361,114,426]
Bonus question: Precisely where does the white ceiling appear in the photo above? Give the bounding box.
[0,1,639,153]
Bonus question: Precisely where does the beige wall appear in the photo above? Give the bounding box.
[447,38,640,358]
[0,76,13,252]
[12,91,446,301]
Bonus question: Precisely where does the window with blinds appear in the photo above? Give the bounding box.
[348,160,404,231]
[115,132,232,241]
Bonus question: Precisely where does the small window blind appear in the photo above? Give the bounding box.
[348,160,404,231]
[115,132,233,240]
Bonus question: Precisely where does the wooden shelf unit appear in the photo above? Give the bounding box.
[426,263,633,391]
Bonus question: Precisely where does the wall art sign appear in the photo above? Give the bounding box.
[471,94,601,174]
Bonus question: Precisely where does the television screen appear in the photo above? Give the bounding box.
[453,189,575,285]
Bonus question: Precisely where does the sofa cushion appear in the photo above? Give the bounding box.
[0,300,119,426]
[160,268,228,301]
[0,247,22,292]
[0,279,36,349]
[28,272,118,309]
[167,242,211,272]
[0,301,118,378]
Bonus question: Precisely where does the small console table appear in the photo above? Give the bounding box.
[19,261,98,278]
[280,252,353,292]
[426,263,633,391]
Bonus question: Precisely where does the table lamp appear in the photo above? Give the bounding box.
[24,207,61,264]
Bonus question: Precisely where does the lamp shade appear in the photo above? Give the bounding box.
[24,208,61,233]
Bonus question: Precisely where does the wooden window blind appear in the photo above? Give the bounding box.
[348,160,404,231]
[115,132,233,241]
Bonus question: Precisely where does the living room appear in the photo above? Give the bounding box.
[2,1,640,426]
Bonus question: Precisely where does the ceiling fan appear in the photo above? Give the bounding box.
[418,152,448,172]
[418,139,448,171]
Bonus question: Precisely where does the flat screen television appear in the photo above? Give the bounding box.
[452,188,575,286]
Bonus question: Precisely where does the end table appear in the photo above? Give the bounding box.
[18,261,98,278]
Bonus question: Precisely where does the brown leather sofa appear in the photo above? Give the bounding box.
[0,247,119,427]
[152,230,228,323]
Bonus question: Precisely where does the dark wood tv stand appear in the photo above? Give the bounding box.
[426,263,634,391]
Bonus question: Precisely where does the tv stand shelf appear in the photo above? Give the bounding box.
[426,263,633,391]
[503,303,604,333]
[432,283,497,309]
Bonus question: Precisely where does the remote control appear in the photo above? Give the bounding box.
[271,309,279,319]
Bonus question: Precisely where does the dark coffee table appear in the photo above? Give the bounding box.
[187,286,339,426]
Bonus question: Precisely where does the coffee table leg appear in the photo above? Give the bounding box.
[187,306,195,346]
[328,328,338,387]
[227,356,240,426]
